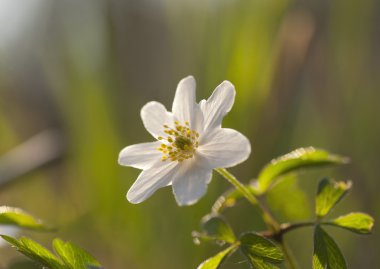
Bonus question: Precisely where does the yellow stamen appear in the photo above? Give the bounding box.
[156,120,200,163]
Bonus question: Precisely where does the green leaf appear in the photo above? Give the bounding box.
[193,214,236,244]
[266,175,310,221]
[0,236,102,269]
[0,206,53,231]
[316,178,352,218]
[257,147,347,193]
[197,244,238,269]
[245,256,279,269]
[1,235,64,269]
[53,238,101,269]
[240,232,284,264]
[313,226,347,269]
[324,212,374,234]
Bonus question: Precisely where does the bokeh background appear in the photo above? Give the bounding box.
[0,0,378,268]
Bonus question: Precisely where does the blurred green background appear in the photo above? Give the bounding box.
[0,0,378,268]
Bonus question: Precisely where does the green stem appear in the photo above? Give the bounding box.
[280,221,315,235]
[215,168,257,205]
[215,168,280,232]
[281,241,299,269]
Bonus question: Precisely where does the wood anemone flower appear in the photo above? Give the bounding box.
[119,76,251,206]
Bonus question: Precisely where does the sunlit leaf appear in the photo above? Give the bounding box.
[193,214,236,244]
[257,147,347,193]
[240,232,284,264]
[266,175,310,221]
[324,212,374,234]
[197,244,238,269]
[313,226,346,269]
[1,235,64,269]
[316,178,352,218]
[244,255,279,269]
[0,236,102,269]
[53,238,101,269]
[0,206,52,231]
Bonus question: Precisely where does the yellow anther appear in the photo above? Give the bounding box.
[158,120,199,163]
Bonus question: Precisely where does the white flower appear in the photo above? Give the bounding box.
[118,76,251,206]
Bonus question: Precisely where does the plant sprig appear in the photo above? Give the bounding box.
[194,147,374,269]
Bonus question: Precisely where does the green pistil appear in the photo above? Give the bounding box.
[174,136,192,150]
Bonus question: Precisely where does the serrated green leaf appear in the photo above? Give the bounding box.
[257,147,347,193]
[0,236,102,269]
[240,232,284,264]
[53,238,101,269]
[0,206,53,231]
[1,235,64,269]
[266,175,310,221]
[244,255,279,269]
[197,244,238,269]
[316,178,351,218]
[324,212,374,234]
[313,226,347,269]
[194,214,236,244]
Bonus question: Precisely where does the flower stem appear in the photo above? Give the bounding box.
[281,241,299,269]
[215,168,280,232]
[215,168,257,205]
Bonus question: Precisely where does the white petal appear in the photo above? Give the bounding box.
[141,101,174,138]
[200,81,235,131]
[192,103,205,134]
[118,141,162,169]
[172,76,196,126]
[172,160,212,206]
[0,225,19,247]
[197,128,251,169]
[127,161,179,204]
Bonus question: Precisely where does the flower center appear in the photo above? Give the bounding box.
[157,121,199,162]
